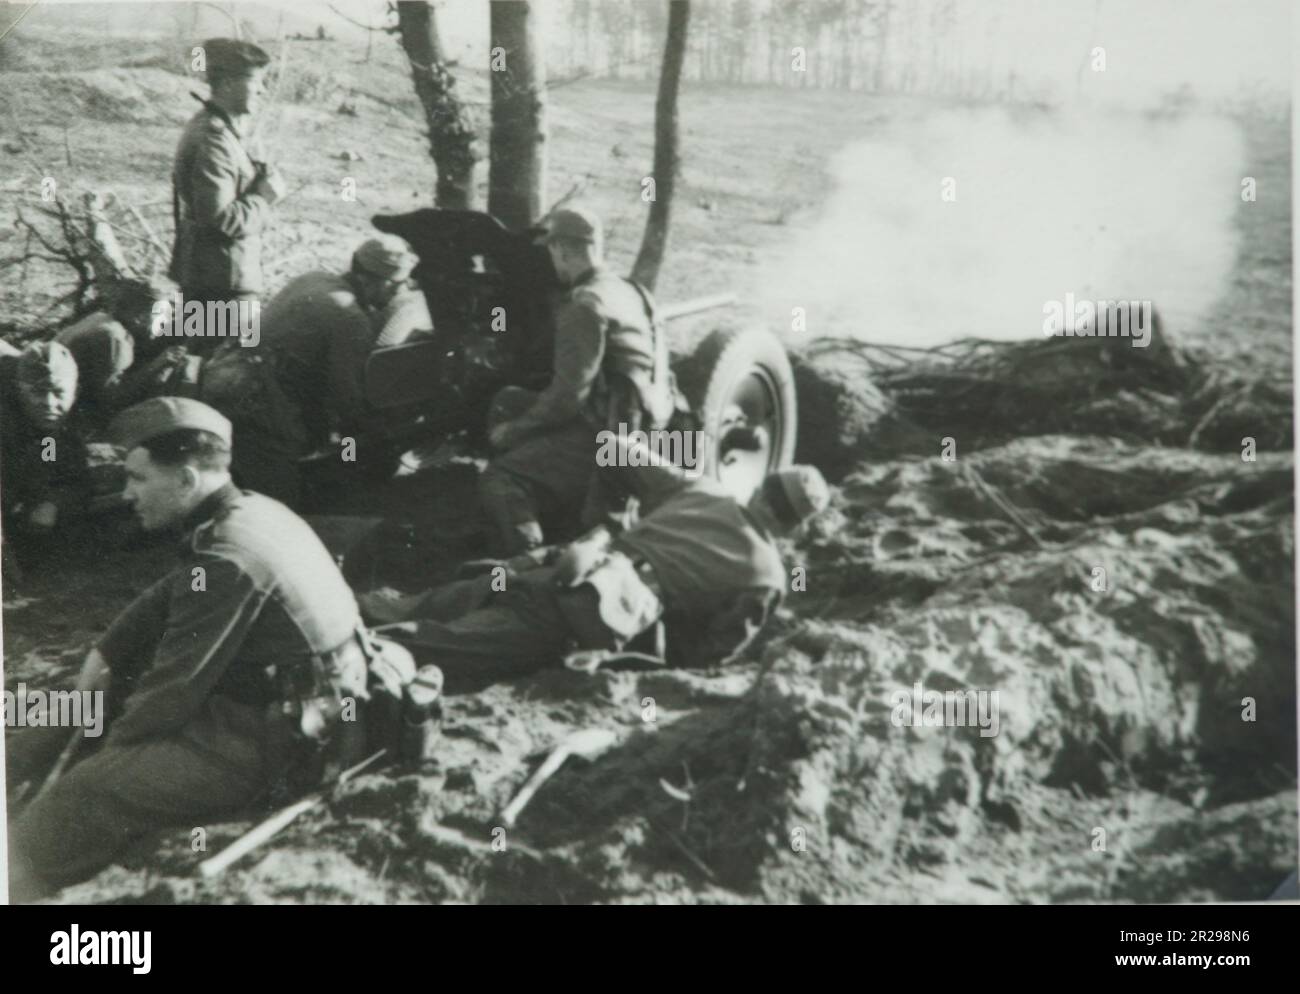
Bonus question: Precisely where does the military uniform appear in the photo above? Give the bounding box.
[479,264,672,555]
[258,270,384,438]
[367,460,796,685]
[169,40,273,357]
[6,400,365,898]
[55,311,136,427]
[0,346,89,542]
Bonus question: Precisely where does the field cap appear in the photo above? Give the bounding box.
[545,205,602,244]
[110,397,232,450]
[762,465,831,527]
[17,341,78,391]
[203,38,271,80]
[353,235,417,281]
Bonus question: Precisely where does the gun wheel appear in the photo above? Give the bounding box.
[674,327,798,502]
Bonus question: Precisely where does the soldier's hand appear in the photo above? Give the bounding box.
[27,501,58,530]
[552,527,611,588]
[252,165,288,205]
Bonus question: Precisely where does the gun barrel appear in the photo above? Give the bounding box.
[658,293,736,322]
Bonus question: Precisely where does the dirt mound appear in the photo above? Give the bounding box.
[41,432,1294,905]
[3,69,190,126]
[793,323,1292,480]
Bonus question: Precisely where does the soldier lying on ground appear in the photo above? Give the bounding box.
[360,453,830,689]
[479,205,676,556]
[0,342,90,549]
[4,397,411,902]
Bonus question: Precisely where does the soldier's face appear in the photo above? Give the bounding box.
[123,449,195,532]
[546,241,578,282]
[220,68,268,116]
[356,271,404,311]
[18,379,74,429]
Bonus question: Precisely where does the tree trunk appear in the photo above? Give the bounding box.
[396,1,478,209]
[489,0,547,231]
[631,0,690,292]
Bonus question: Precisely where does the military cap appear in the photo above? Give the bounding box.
[17,341,78,391]
[352,235,417,281]
[110,397,232,451]
[762,465,831,527]
[545,205,602,244]
[202,38,271,80]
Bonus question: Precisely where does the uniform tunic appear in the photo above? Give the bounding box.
[169,101,270,359]
[55,311,135,425]
[0,355,90,532]
[6,484,361,898]
[377,465,788,686]
[478,266,665,554]
[257,271,376,433]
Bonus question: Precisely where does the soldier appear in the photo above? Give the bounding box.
[170,37,285,356]
[257,234,426,445]
[0,342,88,545]
[55,278,174,428]
[479,205,675,556]
[363,455,830,688]
[5,398,370,900]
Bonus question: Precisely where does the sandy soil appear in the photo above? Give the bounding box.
[1,28,1295,904]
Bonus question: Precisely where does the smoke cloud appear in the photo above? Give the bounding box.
[760,107,1245,347]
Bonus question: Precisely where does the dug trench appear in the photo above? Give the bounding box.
[39,323,1294,906]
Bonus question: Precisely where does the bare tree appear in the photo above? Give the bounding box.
[631,1,690,291]
[489,0,547,230]
[395,1,478,209]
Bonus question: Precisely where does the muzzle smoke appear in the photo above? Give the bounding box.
[759,107,1244,347]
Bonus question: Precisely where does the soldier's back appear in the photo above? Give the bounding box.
[194,488,359,650]
[571,270,652,333]
[259,271,369,365]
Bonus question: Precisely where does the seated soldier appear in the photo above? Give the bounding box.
[4,397,374,901]
[479,206,675,556]
[55,277,175,428]
[0,342,89,547]
[360,455,830,689]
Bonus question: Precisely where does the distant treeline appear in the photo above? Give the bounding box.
[549,0,1042,102]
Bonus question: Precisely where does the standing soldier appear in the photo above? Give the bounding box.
[479,206,675,555]
[170,38,286,356]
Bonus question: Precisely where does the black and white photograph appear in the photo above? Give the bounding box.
[0,0,1296,914]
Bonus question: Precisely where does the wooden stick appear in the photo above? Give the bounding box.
[198,748,385,879]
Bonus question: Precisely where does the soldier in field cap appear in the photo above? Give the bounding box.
[0,341,90,545]
[6,395,373,901]
[479,203,676,556]
[213,233,429,502]
[363,458,831,689]
[170,36,285,357]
